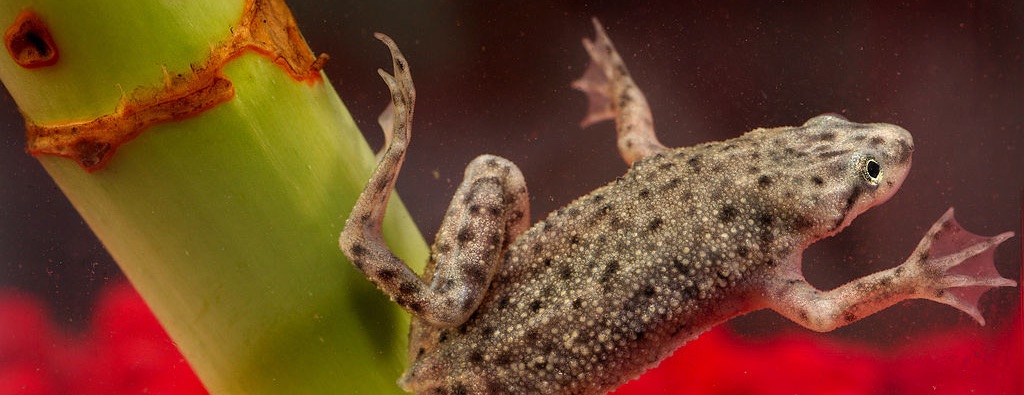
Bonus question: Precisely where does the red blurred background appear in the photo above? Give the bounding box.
[2,1,1021,394]
[2,280,1020,394]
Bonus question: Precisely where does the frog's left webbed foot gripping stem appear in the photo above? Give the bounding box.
[766,208,1015,331]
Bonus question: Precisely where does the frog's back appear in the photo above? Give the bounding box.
[400,115,914,394]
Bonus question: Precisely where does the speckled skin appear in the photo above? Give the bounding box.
[339,21,1015,395]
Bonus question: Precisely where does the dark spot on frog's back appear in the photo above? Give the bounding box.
[463,265,487,285]
[461,177,500,204]
[494,352,513,366]
[457,227,474,244]
[758,175,772,188]
[816,132,836,141]
[560,266,573,280]
[756,214,776,248]
[718,205,738,223]
[609,216,627,230]
[896,138,913,164]
[600,260,620,283]
[687,156,702,173]
[670,257,686,273]
[661,177,681,191]
[818,150,848,159]
[791,215,814,232]
[647,217,664,232]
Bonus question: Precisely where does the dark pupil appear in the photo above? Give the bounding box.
[866,160,881,178]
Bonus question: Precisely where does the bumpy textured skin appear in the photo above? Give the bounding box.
[339,20,1015,395]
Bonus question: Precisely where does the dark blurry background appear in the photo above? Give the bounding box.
[2,1,1020,343]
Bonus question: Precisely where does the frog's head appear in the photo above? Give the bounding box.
[759,114,913,243]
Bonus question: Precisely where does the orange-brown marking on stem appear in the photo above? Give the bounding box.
[4,10,59,69]
[18,0,329,172]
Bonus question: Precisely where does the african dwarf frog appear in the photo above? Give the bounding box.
[339,19,1016,395]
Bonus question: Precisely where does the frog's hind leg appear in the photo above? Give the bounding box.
[406,153,530,373]
[340,33,531,330]
[573,17,667,165]
[420,153,530,320]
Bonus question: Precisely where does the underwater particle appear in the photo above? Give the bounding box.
[4,10,59,69]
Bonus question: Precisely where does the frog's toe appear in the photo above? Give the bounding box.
[373,32,415,108]
[914,208,1016,325]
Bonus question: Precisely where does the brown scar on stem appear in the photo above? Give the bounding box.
[18,0,330,172]
[4,10,58,69]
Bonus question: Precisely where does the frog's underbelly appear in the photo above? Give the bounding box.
[400,149,795,394]
[400,249,760,394]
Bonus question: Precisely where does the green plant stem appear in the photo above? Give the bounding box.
[0,1,427,393]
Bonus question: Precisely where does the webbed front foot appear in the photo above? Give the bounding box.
[766,208,1014,332]
[900,208,1015,325]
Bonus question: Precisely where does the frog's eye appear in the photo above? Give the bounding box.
[860,156,882,186]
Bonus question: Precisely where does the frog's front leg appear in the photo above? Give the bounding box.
[573,18,667,165]
[340,34,530,328]
[765,208,1015,331]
